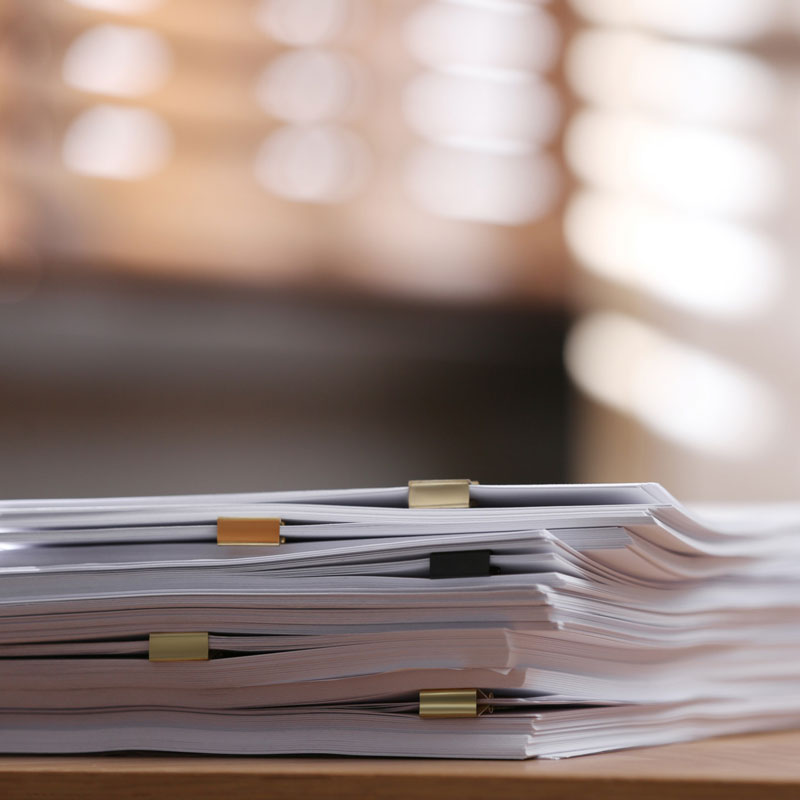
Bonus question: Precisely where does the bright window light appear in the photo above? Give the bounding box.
[566,110,781,220]
[566,312,779,457]
[67,0,162,14]
[254,124,371,203]
[565,190,782,318]
[255,49,360,123]
[62,105,172,180]
[569,0,779,42]
[255,0,352,45]
[403,70,559,152]
[405,144,558,225]
[567,30,779,130]
[62,24,171,97]
[404,0,559,74]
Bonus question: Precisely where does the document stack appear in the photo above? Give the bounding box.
[2,480,800,759]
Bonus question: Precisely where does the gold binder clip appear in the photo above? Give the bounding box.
[408,479,476,509]
[418,688,493,718]
[148,632,209,662]
[217,517,284,546]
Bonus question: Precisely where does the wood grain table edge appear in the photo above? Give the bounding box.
[3,772,800,800]
[0,730,798,800]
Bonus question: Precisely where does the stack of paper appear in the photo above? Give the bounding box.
[2,480,800,759]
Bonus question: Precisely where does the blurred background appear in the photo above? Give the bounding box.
[0,0,797,501]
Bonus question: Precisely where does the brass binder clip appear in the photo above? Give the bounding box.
[408,479,476,509]
[217,517,284,546]
[148,632,209,662]
[418,689,493,718]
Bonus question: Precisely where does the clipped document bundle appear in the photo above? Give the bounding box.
[2,479,800,759]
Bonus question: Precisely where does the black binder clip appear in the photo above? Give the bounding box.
[429,549,493,579]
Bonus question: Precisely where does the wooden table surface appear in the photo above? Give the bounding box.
[2,731,799,800]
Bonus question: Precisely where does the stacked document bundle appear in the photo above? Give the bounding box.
[2,479,800,759]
